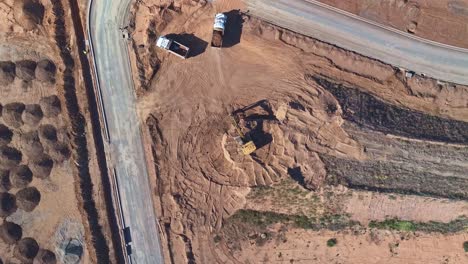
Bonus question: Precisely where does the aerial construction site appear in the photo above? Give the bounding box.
[1,0,468,263]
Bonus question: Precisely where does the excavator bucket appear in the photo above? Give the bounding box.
[241,141,257,155]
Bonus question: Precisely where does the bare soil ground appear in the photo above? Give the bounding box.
[130,0,468,263]
[0,0,120,263]
[316,0,468,48]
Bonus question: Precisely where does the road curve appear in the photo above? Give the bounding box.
[88,0,163,263]
[245,0,468,85]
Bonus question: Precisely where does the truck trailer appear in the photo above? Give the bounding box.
[156,36,190,59]
[211,13,227,48]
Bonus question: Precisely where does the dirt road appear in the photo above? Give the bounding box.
[244,0,468,85]
[88,0,163,263]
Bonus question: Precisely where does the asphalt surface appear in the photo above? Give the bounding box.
[245,0,468,85]
[89,0,163,263]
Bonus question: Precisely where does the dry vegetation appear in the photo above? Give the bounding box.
[129,0,468,263]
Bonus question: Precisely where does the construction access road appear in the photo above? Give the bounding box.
[88,0,163,263]
[245,0,468,85]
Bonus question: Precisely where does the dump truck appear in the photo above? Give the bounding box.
[211,13,227,48]
[156,36,190,59]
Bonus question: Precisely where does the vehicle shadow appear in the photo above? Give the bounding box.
[223,9,244,48]
[166,33,208,58]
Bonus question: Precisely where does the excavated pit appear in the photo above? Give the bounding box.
[0,221,22,245]
[0,124,13,146]
[39,95,61,118]
[34,249,57,264]
[14,237,39,263]
[19,131,44,158]
[10,165,33,189]
[0,62,16,86]
[29,154,53,179]
[16,187,41,212]
[22,104,43,127]
[0,146,22,169]
[15,60,37,82]
[35,60,56,84]
[0,170,11,192]
[0,192,17,217]
[13,0,44,31]
[3,103,25,129]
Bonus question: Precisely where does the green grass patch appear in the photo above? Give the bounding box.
[228,209,357,231]
[369,217,468,233]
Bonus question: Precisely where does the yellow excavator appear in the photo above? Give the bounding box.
[229,113,257,155]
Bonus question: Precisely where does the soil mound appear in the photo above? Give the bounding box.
[0,62,16,86]
[19,131,44,157]
[29,154,53,179]
[16,187,40,212]
[14,237,39,263]
[39,95,61,117]
[33,249,56,264]
[35,60,56,83]
[22,104,43,127]
[49,143,70,162]
[10,165,33,189]
[0,124,13,146]
[0,221,22,244]
[16,60,36,81]
[3,102,25,128]
[38,124,57,145]
[13,0,44,31]
[0,146,22,169]
[0,192,17,217]
[0,170,11,192]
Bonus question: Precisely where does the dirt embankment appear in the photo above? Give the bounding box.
[316,0,468,48]
[132,0,468,263]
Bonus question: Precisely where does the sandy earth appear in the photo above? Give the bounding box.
[234,227,468,264]
[0,0,119,263]
[129,0,468,263]
[316,0,468,49]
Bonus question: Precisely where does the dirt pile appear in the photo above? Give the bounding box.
[13,0,45,31]
[22,104,43,127]
[16,187,41,212]
[0,170,11,192]
[29,154,53,179]
[39,96,61,118]
[3,103,26,128]
[16,60,37,82]
[35,60,56,84]
[0,124,13,146]
[0,192,17,217]
[0,62,16,86]
[10,165,33,189]
[14,237,39,263]
[0,146,22,169]
[0,221,22,245]
[33,249,56,264]
[19,131,44,157]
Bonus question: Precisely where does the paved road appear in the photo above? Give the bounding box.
[88,0,163,263]
[245,0,468,85]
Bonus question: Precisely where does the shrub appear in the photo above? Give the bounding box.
[463,241,468,252]
[327,238,337,247]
